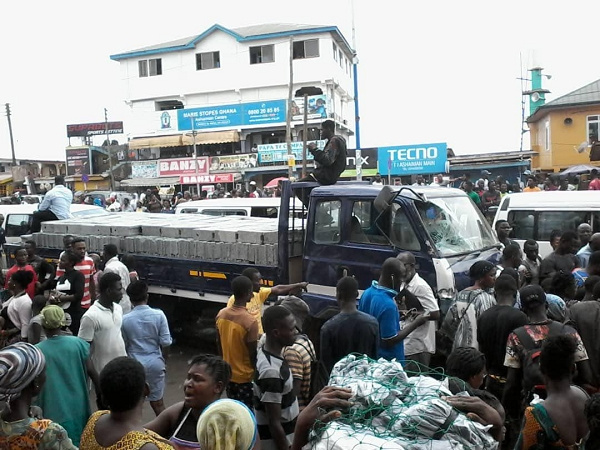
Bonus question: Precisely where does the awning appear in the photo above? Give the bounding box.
[129,130,240,149]
[129,135,185,149]
[183,130,240,145]
[120,176,180,187]
[0,174,13,185]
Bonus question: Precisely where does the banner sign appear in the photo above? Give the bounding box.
[65,148,91,175]
[177,100,286,131]
[257,140,326,163]
[180,174,234,184]
[67,122,123,138]
[378,142,448,176]
[209,154,258,172]
[158,157,209,177]
[131,161,158,178]
[291,95,328,121]
[157,110,179,132]
[340,148,378,178]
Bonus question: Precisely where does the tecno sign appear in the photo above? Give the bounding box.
[158,157,209,177]
[378,142,447,176]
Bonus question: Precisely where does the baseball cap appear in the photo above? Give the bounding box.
[249,181,257,186]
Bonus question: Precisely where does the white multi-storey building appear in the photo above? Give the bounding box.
[110,23,355,191]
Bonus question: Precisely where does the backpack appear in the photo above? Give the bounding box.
[295,337,329,402]
[514,321,565,397]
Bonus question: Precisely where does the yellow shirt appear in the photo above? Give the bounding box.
[216,306,259,383]
[227,287,272,335]
[523,186,541,192]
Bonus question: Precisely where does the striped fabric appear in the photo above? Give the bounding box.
[253,348,299,444]
[56,256,95,308]
[0,342,45,401]
[282,335,315,408]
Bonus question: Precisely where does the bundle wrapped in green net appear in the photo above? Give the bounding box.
[310,354,498,450]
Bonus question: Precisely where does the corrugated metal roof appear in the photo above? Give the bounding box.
[544,78,600,107]
[110,23,351,61]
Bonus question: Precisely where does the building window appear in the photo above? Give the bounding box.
[138,60,148,77]
[544,121,550,152]
[196,51,220,70]
[293,39,319,59]
[140,58,162,77]
[588,115,599,143]
[250,45,274,64]
[338,49,343,67]
[149,58,162,76]
[332,43,337,61]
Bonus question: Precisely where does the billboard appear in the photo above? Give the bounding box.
[291,95,328,121]
[67,122,124,138]
[65,148,91,175]
[340,148,379,178]
[131,161,158,178]
[158,157,209,177]
[257,141,326,163]
[177,100,286,131]
[378,143,448,176]
[209,154,258,171]
[180,174,234,184]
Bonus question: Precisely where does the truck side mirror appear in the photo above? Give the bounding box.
[374,185,396,213]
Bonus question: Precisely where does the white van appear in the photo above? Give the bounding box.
[1,204,109,244]
[492,191,600,257]
[175,197,282,218]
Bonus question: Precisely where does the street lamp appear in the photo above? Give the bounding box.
[192,128,200,196]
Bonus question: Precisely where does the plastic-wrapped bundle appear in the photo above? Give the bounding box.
[309,355,499,450]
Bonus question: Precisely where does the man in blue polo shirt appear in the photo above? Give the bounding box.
[359,257,429,362]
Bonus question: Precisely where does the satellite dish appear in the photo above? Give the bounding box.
[531,92,541,102]
[576,142,590,154]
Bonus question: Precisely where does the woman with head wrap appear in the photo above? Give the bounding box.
[0,342,76,449]
[196,399,258,450]
[439,260,497,352]
[80,356,172,450]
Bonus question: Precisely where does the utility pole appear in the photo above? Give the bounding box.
[302,93,308,178]
[286,36,294,179]
[192,120,200,195]
[105,108,115,191]
[352,0,362,181]
[5,103,16,165]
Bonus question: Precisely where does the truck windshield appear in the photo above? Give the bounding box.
[415,196,497,256]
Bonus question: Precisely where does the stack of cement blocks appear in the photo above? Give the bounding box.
[33,213,281,266]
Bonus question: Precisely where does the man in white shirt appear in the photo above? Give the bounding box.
[397,252,440,372]
[102,244,132,314]
[31,176,73,232]
[78,271,127,375]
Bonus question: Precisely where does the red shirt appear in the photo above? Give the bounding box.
[56,256,95,308]
[4,265,38,299]
[589,179,600,190]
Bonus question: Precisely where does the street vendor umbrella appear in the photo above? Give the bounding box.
[559,164,599,176]
[265,177,288,188]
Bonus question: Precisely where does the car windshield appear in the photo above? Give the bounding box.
[415,195,497,256]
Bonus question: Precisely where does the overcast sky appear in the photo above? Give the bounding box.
[2,0,600,162]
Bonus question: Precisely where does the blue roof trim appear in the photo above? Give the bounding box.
[110,24,351,61]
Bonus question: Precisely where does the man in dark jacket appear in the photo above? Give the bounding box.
[306,119,347,185]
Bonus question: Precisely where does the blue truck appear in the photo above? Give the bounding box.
[5,181,501,335]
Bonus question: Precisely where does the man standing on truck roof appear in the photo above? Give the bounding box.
[227,267,308,336]
[303,120,347,185]
[30,176,73,233]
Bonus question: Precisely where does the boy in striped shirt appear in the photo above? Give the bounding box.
[253,306,299,450]
[56,237,96,309]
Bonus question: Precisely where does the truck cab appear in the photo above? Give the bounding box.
[281,182,501,316]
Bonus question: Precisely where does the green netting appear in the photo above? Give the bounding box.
[308,354,499,450]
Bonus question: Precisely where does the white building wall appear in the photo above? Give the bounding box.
[118,28,355,139]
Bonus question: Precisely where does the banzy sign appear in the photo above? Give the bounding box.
[378,142,447,176]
